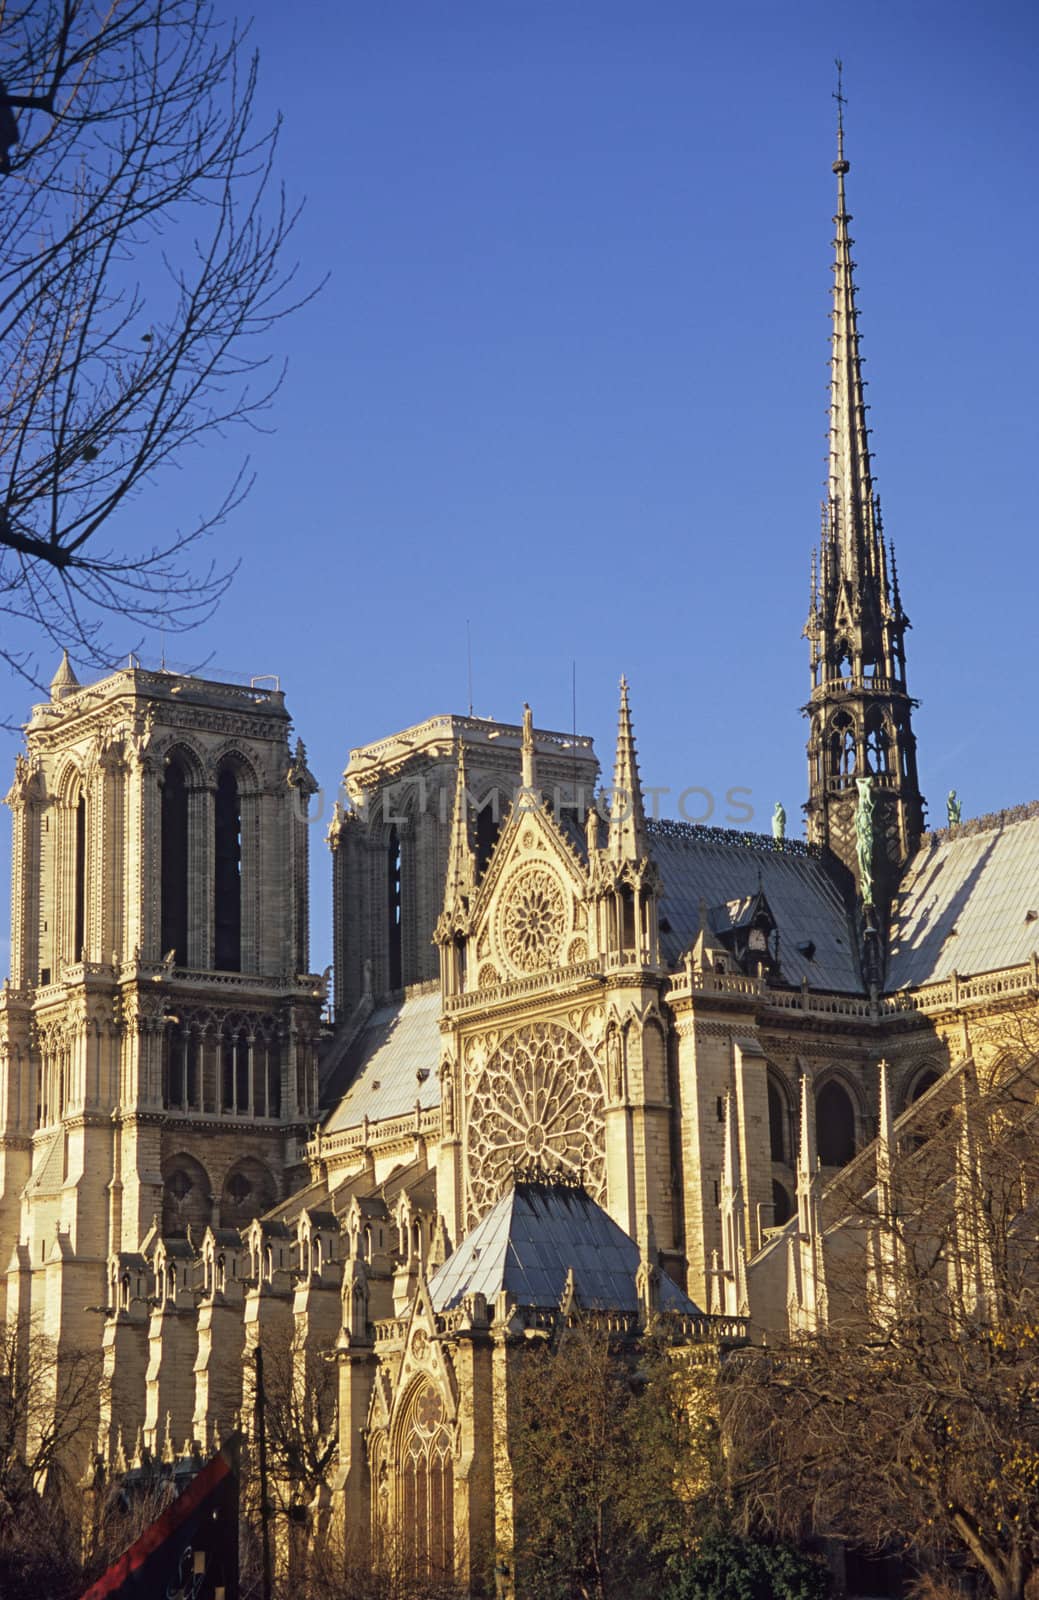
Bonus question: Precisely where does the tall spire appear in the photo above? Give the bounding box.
[827,68,880,584]
[443,748,475,912]
[803,69,924,904]
[609,676,648,862]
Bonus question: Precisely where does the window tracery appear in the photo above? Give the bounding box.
[464,1020,605,1224]
[398,1381,454,1579]
[497,864,567,974]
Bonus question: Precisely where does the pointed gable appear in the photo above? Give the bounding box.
[465,747,591,988]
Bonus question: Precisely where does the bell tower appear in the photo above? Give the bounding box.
[803,93,925,910]
[0,662,323,1374]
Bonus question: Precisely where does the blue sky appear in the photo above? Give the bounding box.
[2,0,1036,975]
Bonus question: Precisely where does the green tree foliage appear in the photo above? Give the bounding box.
[661,1531,831,1600]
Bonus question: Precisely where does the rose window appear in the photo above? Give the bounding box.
[464,1021,606,1224]
[499,867,566,974]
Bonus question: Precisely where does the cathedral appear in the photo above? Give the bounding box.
[2,116,1037,1591]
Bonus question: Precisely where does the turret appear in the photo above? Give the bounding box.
[434,749,476,998]
[589,678,660,969]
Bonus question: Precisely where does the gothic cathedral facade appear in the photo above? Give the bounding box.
[2,120,1037,1592]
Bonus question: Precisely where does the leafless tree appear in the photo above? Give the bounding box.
[721,1055,1039,1600]
[0,1318,105,1598]
[252,1330,338,1515]
[0,1315,102,1506]
[507,1317,725,1600]
[0,0,311,697]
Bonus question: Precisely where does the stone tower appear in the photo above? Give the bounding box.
[0,662,323,1444]
[803,107,925,909]
[329,712,599,1017]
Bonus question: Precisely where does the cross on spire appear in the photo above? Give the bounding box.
[833,57,847,170]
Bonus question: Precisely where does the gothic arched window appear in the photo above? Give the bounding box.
[816,1079,856,1167]
[908,1068,940,1106]
[619,885,637,953]
[475,799,500,878]
[399,1382,454,1580]
[221,1157,276,1230]
[772,1179,794,1226]
[161,757,189,965]
[73,792,86,960]
[214,766,242,971]
[865,710,892,777]
[767,1076,788,1164]
[161,1153,212,1235]
[829,713,856,783]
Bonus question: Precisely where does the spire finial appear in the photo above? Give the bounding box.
[442,746,476,912]
[826,66,878,579]
[520,702,536,791]
[610,675,648,862]
[833,58,848,174]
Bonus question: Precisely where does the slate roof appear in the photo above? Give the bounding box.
[322,986,442,1133]
[887,804,1039,989]
[428,1180,701,1314]
[646,820,863,992]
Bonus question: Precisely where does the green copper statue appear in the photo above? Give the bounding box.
[947,789,962,827]
[855,776,875,906]
[772,801,786,842]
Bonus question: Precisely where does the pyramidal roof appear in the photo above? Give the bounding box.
[428,1179,701,1315]
[49,650,81,701]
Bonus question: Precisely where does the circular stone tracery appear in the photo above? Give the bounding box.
[414,1382,444,1433]
[464,1020,606,1224]
[498,865,567,974]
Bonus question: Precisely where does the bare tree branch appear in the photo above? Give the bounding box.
[0,0,317,697]
[722,1053,1039,1600]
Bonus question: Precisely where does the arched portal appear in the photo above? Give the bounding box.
[816,1079,856,1167]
